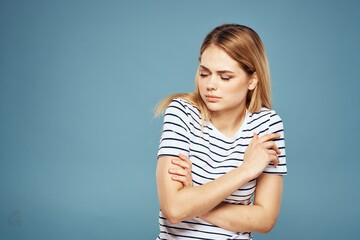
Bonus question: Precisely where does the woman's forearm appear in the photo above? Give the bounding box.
[199,203,273,234]
[198,174,283,233]
[158,133,282,225]
[158,161,252,224]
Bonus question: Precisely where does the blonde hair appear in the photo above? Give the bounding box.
[154,24,272,125]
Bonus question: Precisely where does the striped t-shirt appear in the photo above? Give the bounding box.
[157,98,287,240]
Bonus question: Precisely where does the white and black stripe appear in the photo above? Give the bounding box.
[157,98,287,240]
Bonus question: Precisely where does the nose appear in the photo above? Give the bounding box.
[206,75,218,91]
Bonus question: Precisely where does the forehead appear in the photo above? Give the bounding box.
[200,45,240,72]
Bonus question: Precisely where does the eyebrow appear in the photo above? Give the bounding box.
[200,65,235,74]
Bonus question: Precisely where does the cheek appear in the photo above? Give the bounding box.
[225,81,248,97]
[198,79,206,92]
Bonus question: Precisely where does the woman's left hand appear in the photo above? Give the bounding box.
[168,153,193,188]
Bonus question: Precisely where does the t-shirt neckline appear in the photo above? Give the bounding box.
[208,108,250,141]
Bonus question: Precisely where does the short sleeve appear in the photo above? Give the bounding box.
[157,99,191,159]
[263,110,287,175]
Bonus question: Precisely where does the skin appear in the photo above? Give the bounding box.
[156,45,283,233]
[198,45,258,138]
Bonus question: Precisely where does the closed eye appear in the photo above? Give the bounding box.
[200,73,231,80]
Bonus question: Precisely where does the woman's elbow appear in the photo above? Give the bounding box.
[167,216,181,225]
[160,205,184,225]
[260,216,278,234]
[164,213,181,224]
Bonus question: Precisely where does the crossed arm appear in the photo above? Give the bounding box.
[198,173,283,233]
[156,133,284,233]
[157,155,283,233]
[156,155,255,225]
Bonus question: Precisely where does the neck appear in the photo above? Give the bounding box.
[210,104,247,138]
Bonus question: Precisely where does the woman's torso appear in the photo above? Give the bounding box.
[157,98,286,240]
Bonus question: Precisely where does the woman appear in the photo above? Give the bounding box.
[154,24,287,240]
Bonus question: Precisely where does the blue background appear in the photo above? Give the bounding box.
[1,0,359,239]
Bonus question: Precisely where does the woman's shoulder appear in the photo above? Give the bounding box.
[170,98,197,109]
[249,107,283,121]
[247,107,284,133]
[165,98,202,125]
[168,98,201,116]
[168,98,190,108]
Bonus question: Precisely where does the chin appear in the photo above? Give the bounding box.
[204,102,223,112]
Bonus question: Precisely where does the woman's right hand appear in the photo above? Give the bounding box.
[168,153,194,188]
[241,132,281,179]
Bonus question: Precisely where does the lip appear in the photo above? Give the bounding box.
[205,94,221,102]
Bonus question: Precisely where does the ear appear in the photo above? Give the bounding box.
[248,72,258,90]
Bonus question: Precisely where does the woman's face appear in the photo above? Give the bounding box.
[198,45,257,114]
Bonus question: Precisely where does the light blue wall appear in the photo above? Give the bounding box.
[1,0,359,239]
